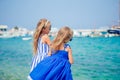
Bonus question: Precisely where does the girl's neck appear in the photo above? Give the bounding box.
[59,43,65,50]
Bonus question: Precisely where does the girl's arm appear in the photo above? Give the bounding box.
[67,46,74,64]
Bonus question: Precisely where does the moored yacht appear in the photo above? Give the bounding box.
[107,26,120,35]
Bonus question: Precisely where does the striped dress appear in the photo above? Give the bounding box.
[30,38,49,72]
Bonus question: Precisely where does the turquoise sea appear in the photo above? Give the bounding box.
[0,37,120,80]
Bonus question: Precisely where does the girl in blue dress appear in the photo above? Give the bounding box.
[29,26,74,80]
[28,18,51,80]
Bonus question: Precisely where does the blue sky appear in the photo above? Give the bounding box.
[0,0,119,30]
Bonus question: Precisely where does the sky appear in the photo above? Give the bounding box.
[0,0,119,30]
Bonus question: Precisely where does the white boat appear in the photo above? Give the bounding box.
[107,26,120,36]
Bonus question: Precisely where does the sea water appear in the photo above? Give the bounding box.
[0,37,120,80]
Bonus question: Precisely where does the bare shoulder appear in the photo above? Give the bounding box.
[42,34,49,39]
[42,34,51,45]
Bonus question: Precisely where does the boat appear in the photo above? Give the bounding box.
[107,0,120,35]
[107,29,120,34]
[107,26,120,35]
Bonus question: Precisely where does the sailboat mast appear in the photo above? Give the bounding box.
[118,0,120,26]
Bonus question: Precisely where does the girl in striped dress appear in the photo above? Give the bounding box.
[28,18,51,80]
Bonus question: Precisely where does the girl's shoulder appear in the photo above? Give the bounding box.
[41,34,51,45]
[41,34,49,40]
[42,34,49,38]
[64,44,71,49]
[64,44,71,52]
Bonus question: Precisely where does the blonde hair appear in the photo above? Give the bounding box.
[51,26,73,50]
[33,18,51,54]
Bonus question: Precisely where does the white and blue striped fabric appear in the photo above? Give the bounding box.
[30,38,49,72]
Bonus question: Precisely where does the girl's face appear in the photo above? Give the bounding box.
[44,24,51,34]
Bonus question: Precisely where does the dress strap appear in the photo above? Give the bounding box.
[64,44,71,50]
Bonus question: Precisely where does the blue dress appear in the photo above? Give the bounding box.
[30,38,49,72]
[29,44,73,80]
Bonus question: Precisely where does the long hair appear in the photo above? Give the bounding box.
[33,18,50,54]
[51,26,73,50]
